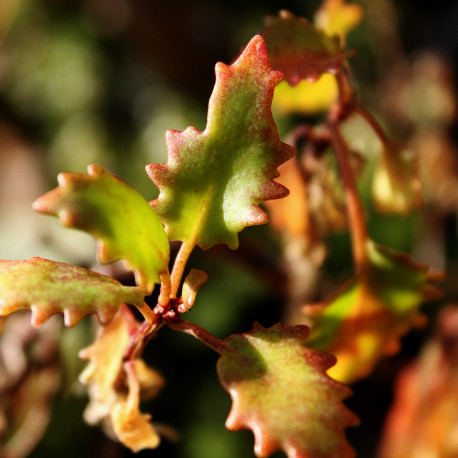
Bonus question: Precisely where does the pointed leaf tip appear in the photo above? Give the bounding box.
[33,165,169,293]
[147,35,295,250]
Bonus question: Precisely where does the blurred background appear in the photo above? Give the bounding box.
[0,0,457,457]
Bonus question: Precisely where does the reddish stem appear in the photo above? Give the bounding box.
[124,311,164,360]
[327,120,368,270]
[352,104,390,147]
[165,317,223,354]
[335,67,355,108]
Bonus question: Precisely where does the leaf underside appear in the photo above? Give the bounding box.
[304,241,442,383]
[0,257,146,327]
[262,10,353,86]
[33,164,170,293]
[217,322,358,458]
[147,35,295,250]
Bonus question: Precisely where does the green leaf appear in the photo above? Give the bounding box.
[303,241,442,383]
[217,322,358,458]
[33,164,170,293]
[0,257,147,327]
[146,35,295,250]
[262,10,353,86]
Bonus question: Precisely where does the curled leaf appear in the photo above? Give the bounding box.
[110,362,161,452]
[79,309,164,449]
[147,35,294,250]
[303,241,442,383]
[217,322,358,458]
[79,309,130,424]
[33,164,170,293]
[0,257,146,327]
[262,10,353,86]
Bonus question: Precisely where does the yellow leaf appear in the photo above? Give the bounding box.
[272,73,338,115]
[111,362,161,452]
[79,310,129,424]
[304,241,441,384]
[314,0,363,42]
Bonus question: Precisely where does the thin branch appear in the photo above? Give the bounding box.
[165,317,224,354]
[335,66,355,108]
[327,120,368,270]
[124,317,164,361]
[352,104,390,147]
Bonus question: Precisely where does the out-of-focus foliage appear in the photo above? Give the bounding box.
[303,242,442,384]
[378,305,458,458]
[0,313,60,457]
[262,9,351,85]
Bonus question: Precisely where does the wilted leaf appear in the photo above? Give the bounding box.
[110,362,161,452]
[147,35,294,250]
[0,257,146,327]
[79,318,164,450]
[134,358,165,400]
[79,310,130,424]
[262,10,352,86]
[33,164,170,293]
[372,142,422,214]
[217,322,358,458]
[303,241,442,383]
[379,305,458,458]
[314,0,363,42]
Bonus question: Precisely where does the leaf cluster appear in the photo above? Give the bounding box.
[0,1,446,457]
